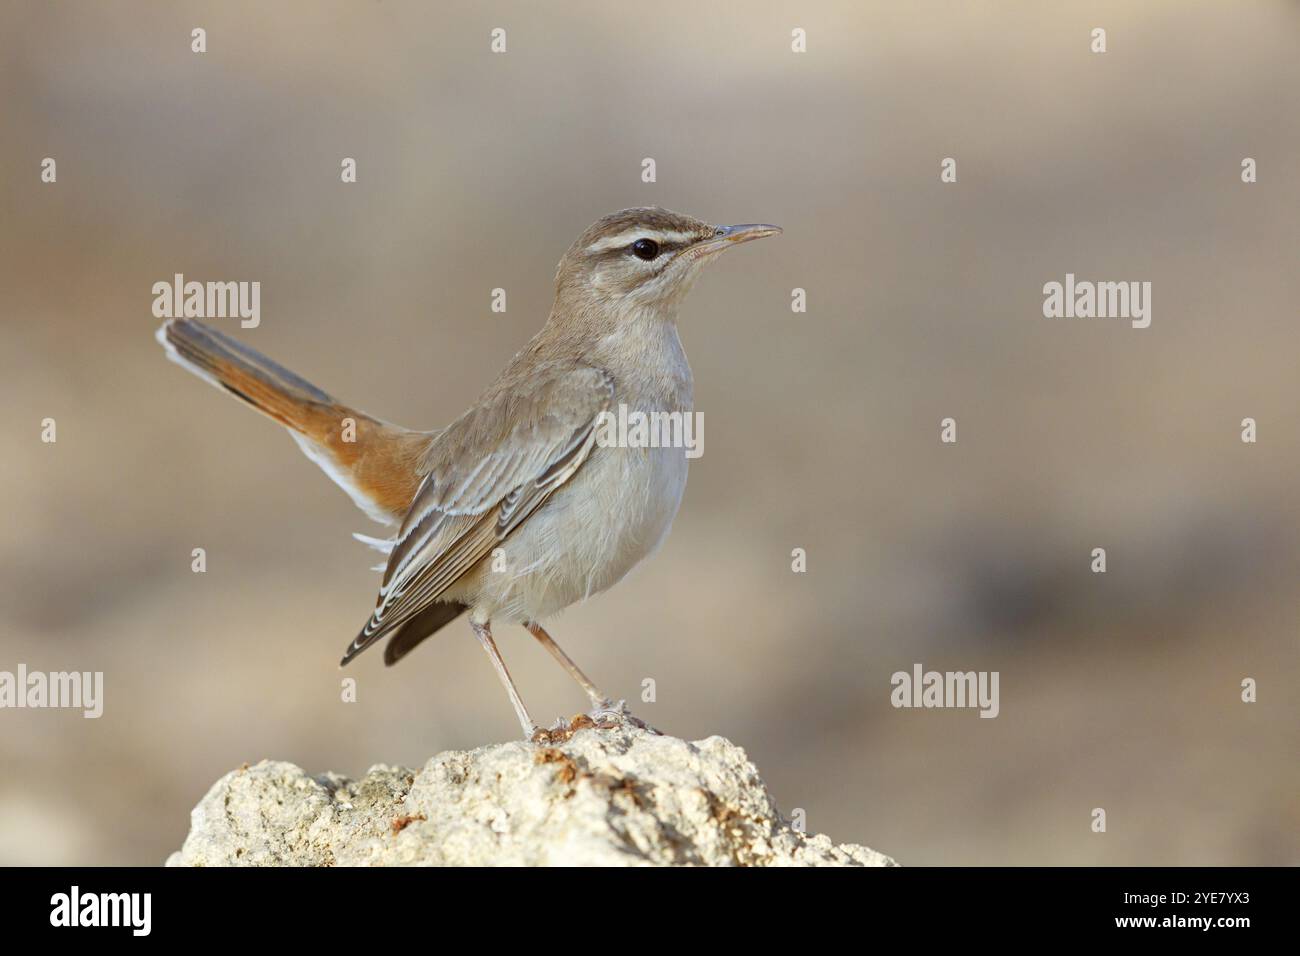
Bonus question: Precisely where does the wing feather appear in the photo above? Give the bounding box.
[339,364,613,665]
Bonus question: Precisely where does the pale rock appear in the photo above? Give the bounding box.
[167,721,895,867]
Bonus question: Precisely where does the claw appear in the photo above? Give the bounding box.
[588,698,627,721]
[528,700,661,743]
[529,716,573,745]
[586,698,661,735]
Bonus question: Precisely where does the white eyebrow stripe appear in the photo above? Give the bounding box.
[585,229,700,254]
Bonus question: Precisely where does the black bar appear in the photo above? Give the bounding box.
[0,866,1285,940]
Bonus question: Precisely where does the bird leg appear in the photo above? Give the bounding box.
[525,621,611,709]
[525,622,659,733]
[470,619,542,740]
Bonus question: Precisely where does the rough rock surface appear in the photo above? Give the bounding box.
[167,720,896,866]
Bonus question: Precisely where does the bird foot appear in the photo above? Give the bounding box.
[526,701,661,743]
[587,698,661,735]
[529,716,573,745]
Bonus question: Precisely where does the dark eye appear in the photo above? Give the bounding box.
[631,238,660,260]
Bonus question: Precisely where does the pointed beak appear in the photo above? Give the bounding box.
[715,223,783,243]
[687,222,783,259]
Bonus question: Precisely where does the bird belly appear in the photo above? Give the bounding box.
[458,442,689,623]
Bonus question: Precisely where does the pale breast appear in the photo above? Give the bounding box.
[464,435,687,622]
[462,318,694,623]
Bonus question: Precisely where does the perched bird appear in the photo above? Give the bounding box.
[157,207,780,738]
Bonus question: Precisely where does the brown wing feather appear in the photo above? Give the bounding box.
[339,365,613,665]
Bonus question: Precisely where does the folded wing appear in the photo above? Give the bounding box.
[340,363,614,664]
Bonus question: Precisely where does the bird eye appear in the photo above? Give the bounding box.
[631,238,660,260]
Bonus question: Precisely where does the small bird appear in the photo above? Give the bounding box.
[157,207,780,739]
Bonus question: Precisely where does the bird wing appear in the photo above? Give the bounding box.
[340,362,614,663]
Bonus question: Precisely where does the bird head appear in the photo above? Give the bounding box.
[554,207,781,313]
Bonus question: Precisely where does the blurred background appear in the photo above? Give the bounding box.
[1,1,1297,866]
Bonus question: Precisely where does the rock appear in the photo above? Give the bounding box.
[167,720,896,867]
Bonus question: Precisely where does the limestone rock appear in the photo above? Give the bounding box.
[167,721,896,867]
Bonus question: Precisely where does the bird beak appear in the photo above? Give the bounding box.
[687,223,783,259]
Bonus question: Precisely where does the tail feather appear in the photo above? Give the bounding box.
[156,318,431,523]
[157,319,335,431]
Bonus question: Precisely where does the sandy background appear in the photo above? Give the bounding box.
[1,1,1297,865]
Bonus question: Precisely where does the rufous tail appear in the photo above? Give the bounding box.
[156,318,431,523]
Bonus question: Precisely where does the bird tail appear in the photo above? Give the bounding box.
[156,318,430,523]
